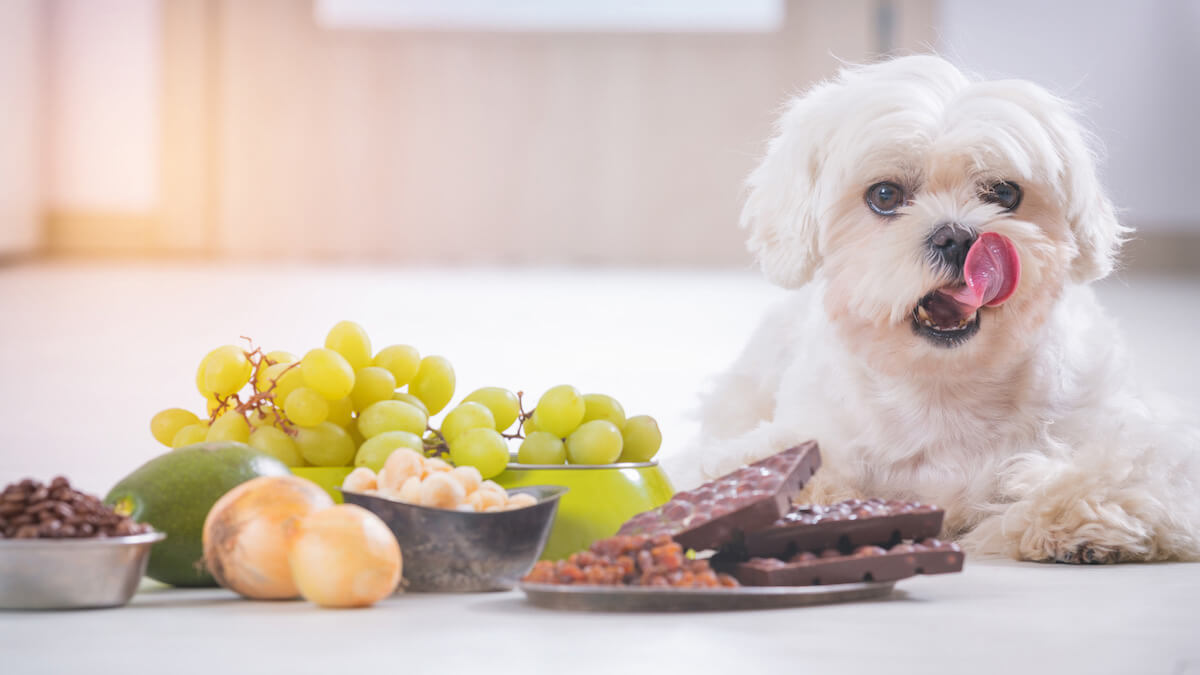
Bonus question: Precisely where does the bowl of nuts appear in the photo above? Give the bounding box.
[337,449,566,592]
[0,477,163,610]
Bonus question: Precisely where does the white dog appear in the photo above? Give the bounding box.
[668,55,1200,563]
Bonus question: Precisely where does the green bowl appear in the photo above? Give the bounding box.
[494,461,674,560]
[290,466,354,503]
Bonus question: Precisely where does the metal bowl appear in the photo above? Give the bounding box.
[341,485,565,592]
[0,531,166,610]
[495,460,674,560]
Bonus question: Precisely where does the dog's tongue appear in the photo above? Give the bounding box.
[946,232,1020,310]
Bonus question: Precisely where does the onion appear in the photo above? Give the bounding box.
[289,504,402,608]
[202,475,333,599]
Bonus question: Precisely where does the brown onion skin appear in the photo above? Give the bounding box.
[202,475,333,599]
[289,504,403,608]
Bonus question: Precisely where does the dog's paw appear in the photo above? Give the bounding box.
[1052,543,1123,565]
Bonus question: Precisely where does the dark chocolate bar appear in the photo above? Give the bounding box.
[734,539,964,586]
[740,498,944,558]
[617,441,821,551]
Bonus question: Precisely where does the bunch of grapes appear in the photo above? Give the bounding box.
[149,321,661,480]
[426,384,662,478]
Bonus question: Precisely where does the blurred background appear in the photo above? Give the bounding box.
[1,1,1198,492]
[1,0,1197,268]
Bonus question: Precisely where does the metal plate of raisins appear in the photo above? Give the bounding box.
[517,579,895,612]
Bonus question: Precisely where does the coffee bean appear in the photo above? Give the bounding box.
[0,477,153,539]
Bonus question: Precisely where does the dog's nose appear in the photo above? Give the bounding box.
[928,224,976,270]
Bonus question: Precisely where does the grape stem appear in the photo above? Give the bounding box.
[423,426,450,458]
[501,390,532,441]
[424,390,533,457]
[205,339,299,437]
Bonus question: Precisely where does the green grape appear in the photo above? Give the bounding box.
[195,360,209,397]
[203,345,252,397]
[205,395,226,417]
[284,387,329,427]
[347,423,366,448]
[294,421,357,466]
[207,410,250,444]
[357,399,427,439]
[327,396,354,428]
[518,431,566,465]
[581,393,626,427]
[354,431,423,472]
[534,385,585,438]
[325,320,372,371]
[448,428,509,479]
[373,344,420,387]
[246,405,282,429]
[350,366,397,412]
[522,414,539,435]
[392,391,429,417]
[248,426,305,467]
[463,387,520,432]
[301,348,356,400]
[620,415,662,462]
[260,362,303,402]
[263,350,297,366]
[150,408,200,446]
[171,423,209,448]
[254,351,296,390]
[409,355,455,415]
[440,402,496,442]
[566,420,623,465]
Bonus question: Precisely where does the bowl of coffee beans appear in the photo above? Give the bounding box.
[0,476,163,610]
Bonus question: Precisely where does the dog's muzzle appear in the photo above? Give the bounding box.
[927,223,976,274]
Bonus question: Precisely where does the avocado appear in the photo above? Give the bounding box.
[105,441,290,586]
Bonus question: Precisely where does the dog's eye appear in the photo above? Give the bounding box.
[865,182,905,216]
[982,181,1022,211]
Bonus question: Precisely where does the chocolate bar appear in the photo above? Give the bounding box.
[740,498,944,558]
[617,441,821,551]
[734,539,964,586]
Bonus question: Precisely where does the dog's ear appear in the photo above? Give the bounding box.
[741,88,833,289]
[1044,98,1130,283]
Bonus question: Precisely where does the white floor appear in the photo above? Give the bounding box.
[1,260,1198,494]
[1,261,1198,673]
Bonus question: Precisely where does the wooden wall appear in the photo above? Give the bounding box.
[150,1,938,263]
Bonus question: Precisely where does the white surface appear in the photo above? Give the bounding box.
[939,0,1200,231]
[0,262,1198,672]
[1,560,1198,674]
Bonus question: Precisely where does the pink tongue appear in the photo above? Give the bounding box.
[946,232,1020,310]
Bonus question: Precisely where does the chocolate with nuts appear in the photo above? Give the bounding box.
[617,441,821,551]
[734,538,964,586]
[739,497,945,558]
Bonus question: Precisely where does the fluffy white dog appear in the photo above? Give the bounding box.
[669,55,1200,563]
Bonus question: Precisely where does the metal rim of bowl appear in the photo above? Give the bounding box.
[503,459,659,470]
[340,484,569,514]
[0,531,165,549]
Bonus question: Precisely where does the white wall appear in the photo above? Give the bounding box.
[938,0,1200,231]
[0,0,41,255]
[46,0,160,212]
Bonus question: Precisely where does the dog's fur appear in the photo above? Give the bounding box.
[667,55,1200,563]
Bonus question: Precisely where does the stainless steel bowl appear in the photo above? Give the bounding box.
[341,485,565,592]
[0,531,165,610]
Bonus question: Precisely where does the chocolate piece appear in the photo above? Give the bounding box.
[617,442,821,551]
[734,539,964,586]
[741,498,944,558]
